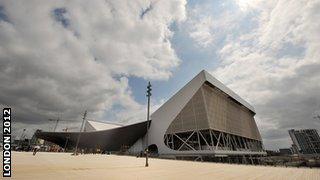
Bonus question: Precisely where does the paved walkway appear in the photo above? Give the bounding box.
[8,152,320,179]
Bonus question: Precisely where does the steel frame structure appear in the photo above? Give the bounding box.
[164,129,264,153]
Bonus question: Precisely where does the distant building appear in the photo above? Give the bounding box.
[291,144,299,154]
[289,129,320,156]
[266,150,280,156]
[279,148,292,155]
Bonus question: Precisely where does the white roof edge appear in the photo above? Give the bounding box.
[202,70,255,113]
[151,70,206,117]
[87,120,124,127]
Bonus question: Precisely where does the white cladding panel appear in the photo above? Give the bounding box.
[203,71,255,113]
[84,120,122,132]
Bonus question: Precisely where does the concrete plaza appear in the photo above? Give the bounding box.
[8,152,320,179]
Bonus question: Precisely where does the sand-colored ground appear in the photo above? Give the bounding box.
[8,152,320,179]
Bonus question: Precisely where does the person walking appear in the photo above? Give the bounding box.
[33,145,40,156]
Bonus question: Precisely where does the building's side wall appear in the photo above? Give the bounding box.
[163,82,264,153]
[128,138,144,154]
[166,87,209,134]
[202,83,261,141]
[146,72,207,155]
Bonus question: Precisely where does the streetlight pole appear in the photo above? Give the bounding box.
[145,82,152,167]
[64,136,70,152]
[74,110,87,155]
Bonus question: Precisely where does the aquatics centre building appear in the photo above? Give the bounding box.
[36,70,266,162]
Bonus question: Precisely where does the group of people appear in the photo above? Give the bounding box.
[32,146,110,156]
[74,148,108,155]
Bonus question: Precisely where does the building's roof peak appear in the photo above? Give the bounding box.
[152,70,256,117]
[200,70,255,113]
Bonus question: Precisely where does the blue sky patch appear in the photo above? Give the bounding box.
[140,3,153,19]
[53,8,70,27]
[0,6,10,23]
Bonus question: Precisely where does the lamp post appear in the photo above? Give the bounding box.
[64,136,70,152]
[145,82,152,167]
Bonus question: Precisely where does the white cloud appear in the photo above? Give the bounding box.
[0,0,186,137]
[211,0,320,149]
[188,16,215,47]
[185,2,243,48]
[234,0,265,12]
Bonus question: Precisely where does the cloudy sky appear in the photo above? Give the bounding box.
[0,0,319,150]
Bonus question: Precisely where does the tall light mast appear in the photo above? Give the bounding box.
[145,82,152,167]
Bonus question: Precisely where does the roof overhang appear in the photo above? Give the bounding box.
[36,121,150,151]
